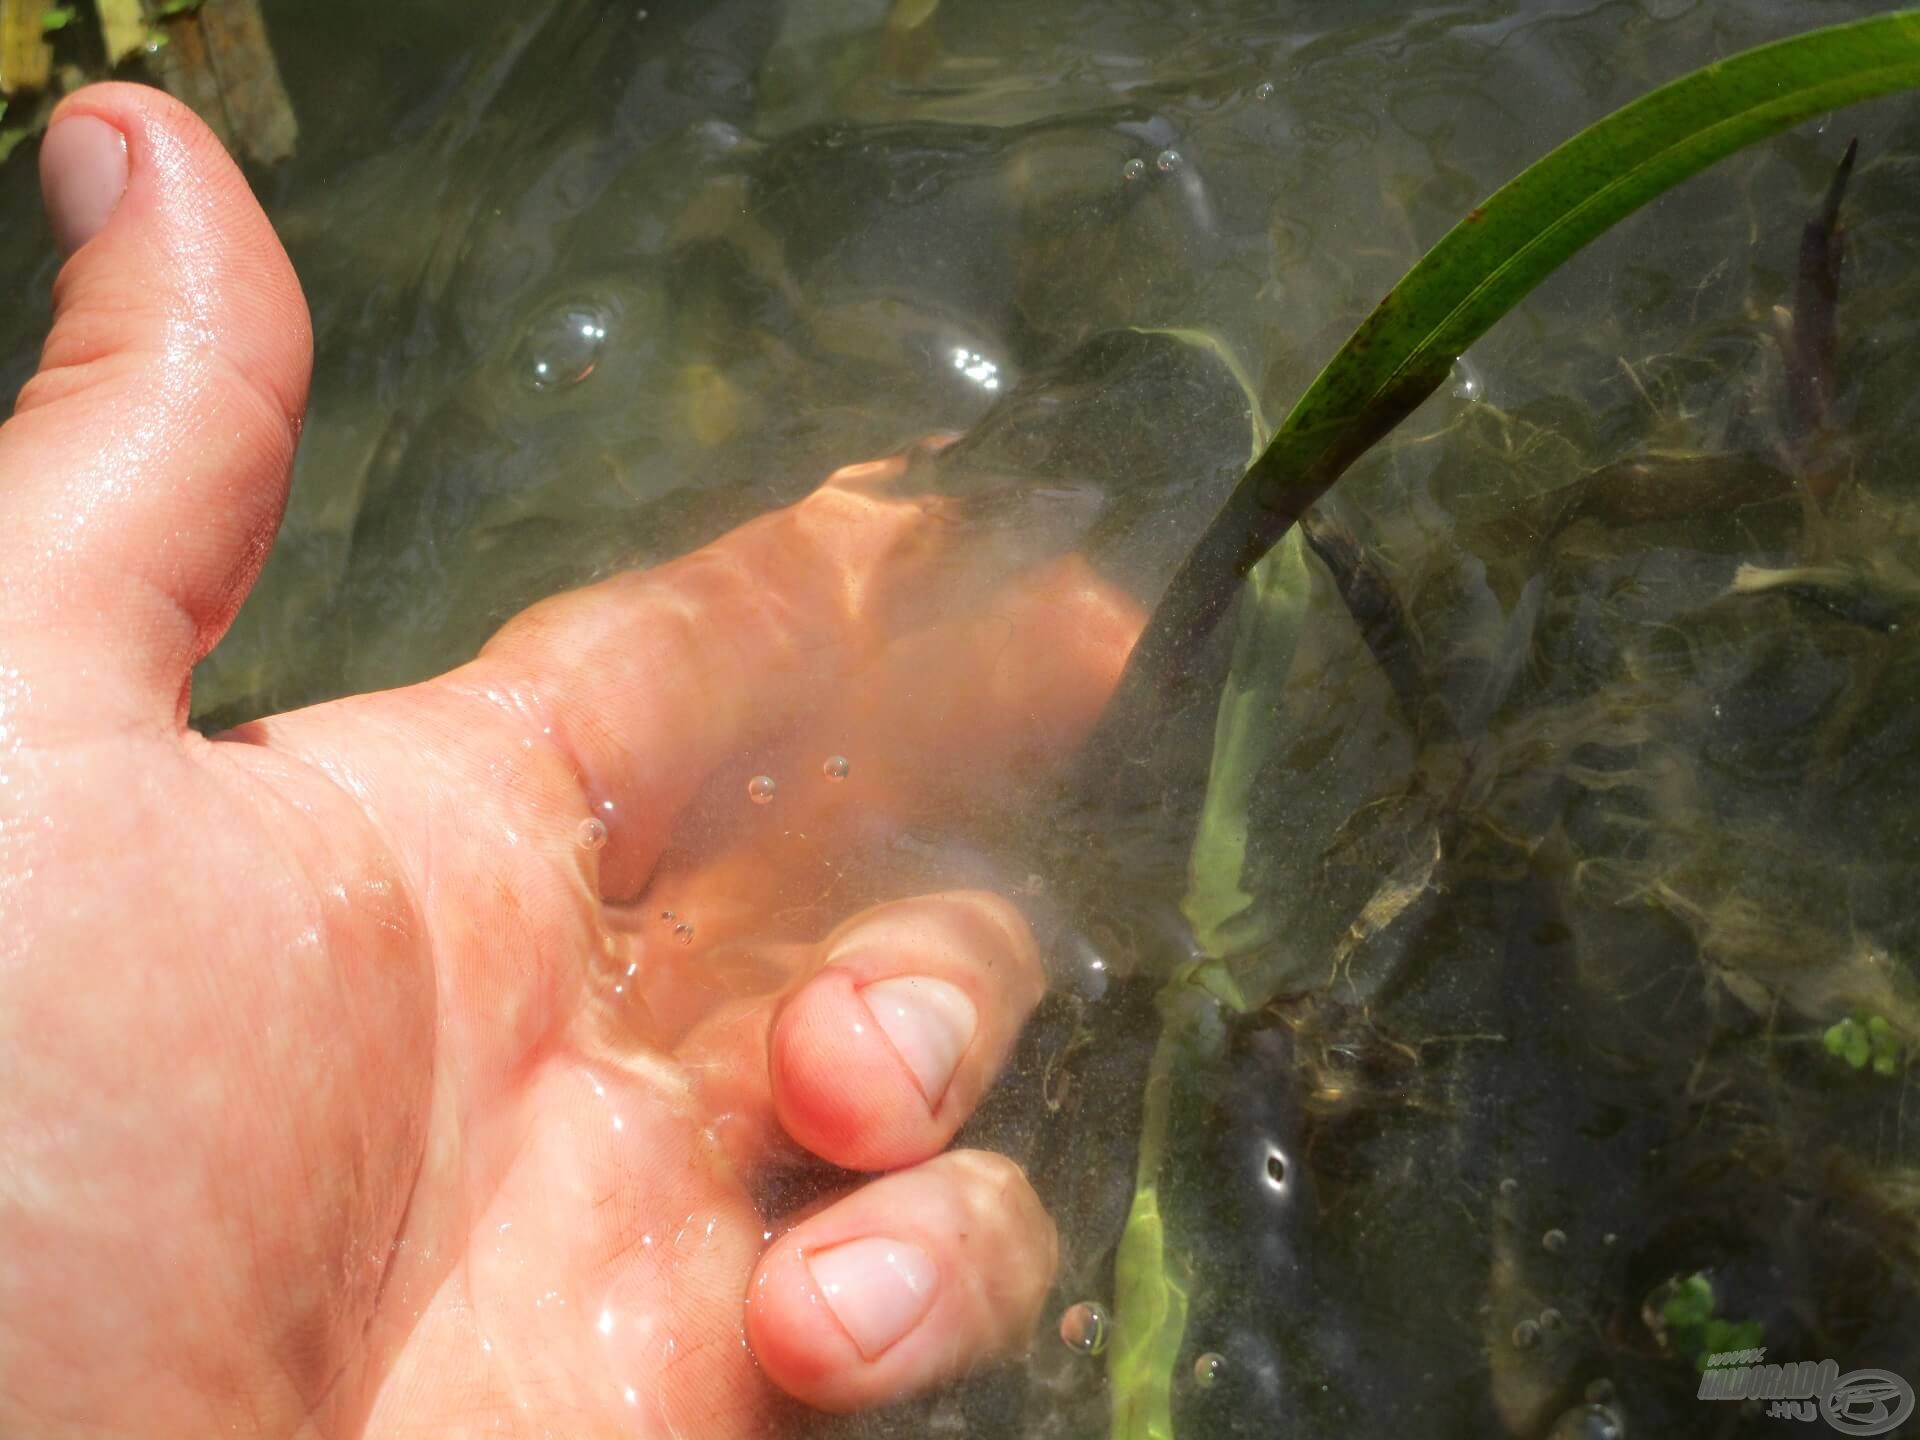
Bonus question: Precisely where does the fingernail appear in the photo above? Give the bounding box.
[41,115,129,256]
[860,975,976,1106]
[806,1236,938,1359]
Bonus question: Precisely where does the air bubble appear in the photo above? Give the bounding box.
[747,774,777,805]
[517,300,613,391]
[1542,1228,1568,1254]
[576,817,608,851]
[1254,80,1275,100]
[1498,1177,1519,1197]
[1451,357,1484,402]
[822,755,851,782]
[1154,148,1183,173]
[1538,1306,1564,1333]
[1264,1147,1288,1189]
[673,923,694,945]
[1123,157,1147,182]
[1193,1352,1225,1388]
[1059,1301,1110,1356]
[1512,1319,1540,1349]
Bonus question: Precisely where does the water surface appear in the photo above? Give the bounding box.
[5,2,1918,1435]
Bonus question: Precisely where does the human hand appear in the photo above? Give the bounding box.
[0,85,1141,1437]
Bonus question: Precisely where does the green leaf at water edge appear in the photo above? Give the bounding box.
[1119,11,1920,712]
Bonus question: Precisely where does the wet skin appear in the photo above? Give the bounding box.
[0,86,1142,1437]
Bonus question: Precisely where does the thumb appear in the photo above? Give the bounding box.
[0,83,311,731]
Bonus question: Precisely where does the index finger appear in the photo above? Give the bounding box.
[463,456,1133,898]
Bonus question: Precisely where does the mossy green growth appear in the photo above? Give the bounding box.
[1663,1273,1766,1371]
[1824,1011,1904,1077]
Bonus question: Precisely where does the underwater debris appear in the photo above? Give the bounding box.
[148,0,294,165]
[0,0,292,167]
[0,0,53,96]
[1729,561,1917,632]
[1540,450,1797,539]
[95,0,149,66]
[1784,139,1858,440]
[1300,503,1438,736]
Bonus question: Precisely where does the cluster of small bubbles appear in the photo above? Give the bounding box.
[1123,157,1148,182]
[822,755,851,782]
[1254,80,1276,100]
[576,817,608,851]
[519,301,612,392]
[1155,147,1183,174]
[1193,1352,1226,1388]
[1059,1301,1110,1356]
[1538,1307,1564,1333]
[1542,1228,1568,1254]
[747,774,777,805]
[1511,1318,1541,1349]
[673,923,695,946]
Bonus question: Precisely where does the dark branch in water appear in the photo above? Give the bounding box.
[1785,138,1857,437]
[1082,359,1452,770]
[1298,504,1449,744]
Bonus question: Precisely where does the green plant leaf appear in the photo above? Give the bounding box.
[39,6,74,32]
[1113,12,1920,715]
[1664,1273,1716,1331]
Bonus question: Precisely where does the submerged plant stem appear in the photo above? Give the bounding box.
[1109,1015,1192,1440]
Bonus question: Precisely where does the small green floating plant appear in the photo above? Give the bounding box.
[1102,14,1920,1438]
[1824,1010,1905,1078]
[1660,1272,1766,1374]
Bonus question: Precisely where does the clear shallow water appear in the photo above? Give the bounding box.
[5,2,1920,1435]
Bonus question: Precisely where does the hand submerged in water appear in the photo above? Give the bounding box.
[0,85,1141,1437]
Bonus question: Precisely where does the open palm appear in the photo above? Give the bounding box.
[0,87,1139,1438]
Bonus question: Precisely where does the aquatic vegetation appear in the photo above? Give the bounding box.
[1824,1011,1905,1078]
[1654,1272,1766,1373]
[1103,15,1920,1438]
